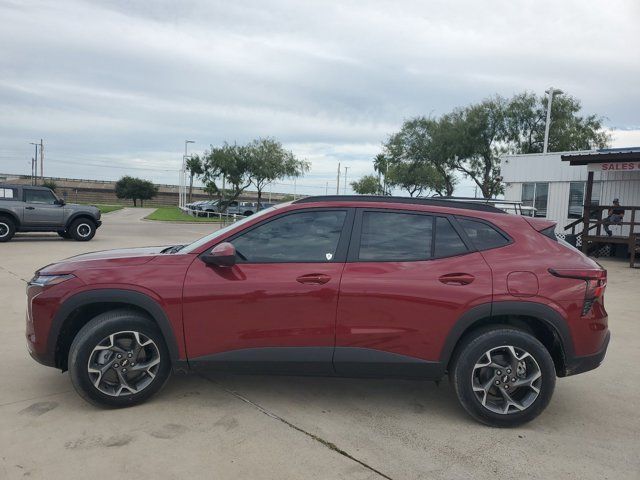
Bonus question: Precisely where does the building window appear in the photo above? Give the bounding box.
[522,182,548,217]
[568,181,601,219]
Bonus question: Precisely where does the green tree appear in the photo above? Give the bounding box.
[201,143,251,212]
[439,93,610,198]
[115,176,158,207]
[42,180,57,192]
[185,155,203,203]
[386,161,447,197]
[246,138,309,209]
[438,97,507,198]
[503,92,610,154]
[384,117,457,196]
[351,174,382,195]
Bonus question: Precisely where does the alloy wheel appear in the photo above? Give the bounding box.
[87,331,161,397]
[471,345,542,414]
[0,222,8,238]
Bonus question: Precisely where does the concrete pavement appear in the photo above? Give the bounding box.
[1,208,638,479]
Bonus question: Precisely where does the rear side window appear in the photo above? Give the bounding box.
[434,217,468,257]
[358,211,432,261]
[0,188,16,199]
[457,218,510,250]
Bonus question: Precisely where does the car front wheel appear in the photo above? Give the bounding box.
[69,219,96,241]
[68,310,171,408]
[0,216,16,242]
[450,327,556,427]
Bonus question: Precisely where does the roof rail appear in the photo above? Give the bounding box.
[292,195,506,214]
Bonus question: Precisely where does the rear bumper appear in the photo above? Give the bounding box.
[563,331,610,377]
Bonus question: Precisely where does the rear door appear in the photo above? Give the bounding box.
[22,188,64,226]
[334,209,493,376]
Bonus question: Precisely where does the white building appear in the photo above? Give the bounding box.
[501,148,640,235]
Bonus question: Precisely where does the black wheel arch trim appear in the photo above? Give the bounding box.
[0,209,21,227]
[65,213,99,230]
[439,301,575,367]
[48,289,181,368]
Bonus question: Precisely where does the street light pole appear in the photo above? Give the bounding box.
[543,87,563,154]
[29,142,39,185]
[181,140,195,208]
[343,166,349,195]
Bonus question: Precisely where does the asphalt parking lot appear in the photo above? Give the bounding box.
[1,208,638,480]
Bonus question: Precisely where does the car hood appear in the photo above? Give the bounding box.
[39,246,169,274]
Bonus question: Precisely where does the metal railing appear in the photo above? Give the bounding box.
[565,205,639,267]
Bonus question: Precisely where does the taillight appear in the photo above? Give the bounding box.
[548,268,607,316]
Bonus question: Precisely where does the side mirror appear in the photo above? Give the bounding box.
[55,199,65,206]
[201,242,236,267]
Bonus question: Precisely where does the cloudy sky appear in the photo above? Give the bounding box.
[0,0,638,196]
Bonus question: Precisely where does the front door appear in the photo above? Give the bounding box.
[183,208,354,374]
[22,188,64,226]
[335,209,493,377]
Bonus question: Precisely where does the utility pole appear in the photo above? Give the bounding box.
[343,166,349,195]
[325,182,328,195]
[336,162,341,195]
[40,139,44,182]
[543,87,563,154]
[29,142,39,185]
[293,178,297,200]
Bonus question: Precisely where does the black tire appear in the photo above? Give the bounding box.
[57,230,70,239]
[243,211,253,216]
[68,310,171,408]
[69,218,96,241]
[0,215,16,242]
[450,327,556,427]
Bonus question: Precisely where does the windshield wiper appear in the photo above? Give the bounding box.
[161,244,186,254]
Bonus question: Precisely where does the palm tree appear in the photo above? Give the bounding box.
[186,155,203,203]
[373,153,389,195]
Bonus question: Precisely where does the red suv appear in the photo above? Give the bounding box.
[26,196,609,426]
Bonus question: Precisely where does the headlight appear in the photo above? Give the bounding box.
[29,274,76,287]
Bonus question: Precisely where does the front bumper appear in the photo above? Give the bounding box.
[96,220,102,228]
[563,331,610,377]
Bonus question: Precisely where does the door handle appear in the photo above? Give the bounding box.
[296,274,331,285]
[439,273,475,285]
[25,206,35,210]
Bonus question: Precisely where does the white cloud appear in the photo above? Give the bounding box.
[0,0,638,194]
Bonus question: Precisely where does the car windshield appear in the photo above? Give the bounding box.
[180,206,278,253]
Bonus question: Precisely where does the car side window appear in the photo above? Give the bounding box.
[0,188,16,199]
[358,211,432,261]
[24,190,56,205]
[434,217,468,257]
[232,210,347,263]
[457,217,510,250]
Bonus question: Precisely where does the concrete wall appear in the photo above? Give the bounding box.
[0,173,289,207]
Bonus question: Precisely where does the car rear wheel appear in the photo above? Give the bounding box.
[69,218,96,241]
[450,327,556,427]
[0,216,16,242]
[68,310,171,408]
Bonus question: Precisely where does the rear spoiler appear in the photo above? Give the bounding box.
[523,217,556,232]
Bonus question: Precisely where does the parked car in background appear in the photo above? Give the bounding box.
[185,201,207,211]
[197,200,272,216]
[0,184,101,242]
[26,195,609,426]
